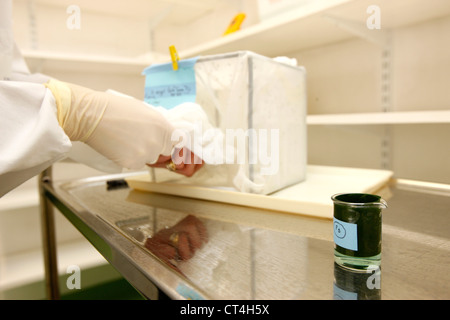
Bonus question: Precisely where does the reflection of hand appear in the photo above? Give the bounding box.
[144,215,208,266]
[147,148,204,177]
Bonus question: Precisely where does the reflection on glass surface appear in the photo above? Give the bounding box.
[64,179,334,299]
[116,207,310,299]
[333,263,381,300]
[144,215,208,271]
[55,174,450,299]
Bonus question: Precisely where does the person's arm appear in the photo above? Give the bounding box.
[0,79,203,197]
[46,79,203,175]
[0,81,72,197]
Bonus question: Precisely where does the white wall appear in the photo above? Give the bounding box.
[294,15,450,183]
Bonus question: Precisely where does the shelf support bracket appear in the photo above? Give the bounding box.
[323,14,389,47]
[148,5,174,52]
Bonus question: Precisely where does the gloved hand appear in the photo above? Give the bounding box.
[45,79,201,174]
[148,147,204,177]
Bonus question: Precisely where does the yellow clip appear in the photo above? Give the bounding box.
[169,45,179,71]
[223,13,246,36]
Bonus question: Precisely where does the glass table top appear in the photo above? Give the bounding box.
[46,172,450,300]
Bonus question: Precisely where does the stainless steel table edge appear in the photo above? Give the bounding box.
[40,170,211,300]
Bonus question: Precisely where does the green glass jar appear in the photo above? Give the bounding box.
[333,263,381,300]
[332,193,387,271]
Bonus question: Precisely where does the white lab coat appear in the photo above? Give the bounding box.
[0,0,71,196]
[0,81,72,196]
[0,0,122,197]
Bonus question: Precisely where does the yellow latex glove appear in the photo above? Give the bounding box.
[45,79,176,170]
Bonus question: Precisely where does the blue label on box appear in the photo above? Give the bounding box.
[333,217,358,251]
[142,57,199,109]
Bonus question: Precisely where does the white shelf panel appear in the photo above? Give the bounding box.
[22,50,160,74]
[181,0,351,58]
[22,0,450,70]
[0,240,107,291]
[180,0,450,58]
[0,177,39,211]
[307,110,450,125]
[30,0,220,23]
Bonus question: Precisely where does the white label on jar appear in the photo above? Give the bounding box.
[333,217,358,251]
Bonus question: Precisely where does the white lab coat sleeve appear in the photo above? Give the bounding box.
[0,81,72,197]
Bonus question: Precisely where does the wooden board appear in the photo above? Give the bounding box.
[126,165,393,219]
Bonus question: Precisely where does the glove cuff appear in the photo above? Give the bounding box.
[44,79,72,129]
[46,80,108,142]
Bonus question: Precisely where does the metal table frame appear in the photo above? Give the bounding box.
[38,167,201,300]
[39,167,60,300]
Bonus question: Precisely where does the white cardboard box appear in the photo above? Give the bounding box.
[150,51,307,194]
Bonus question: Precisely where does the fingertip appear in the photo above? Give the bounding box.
[177,232,193,260]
